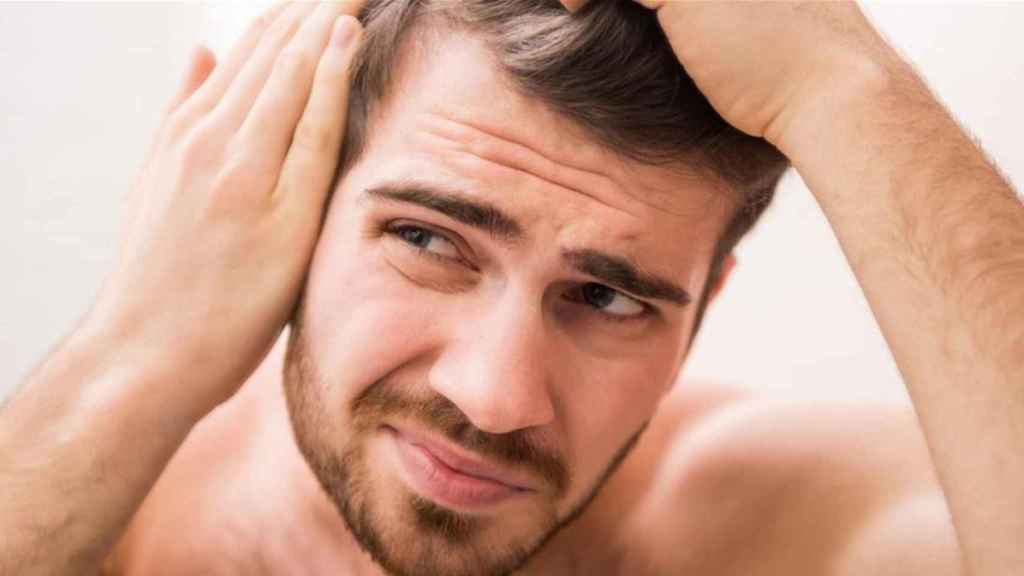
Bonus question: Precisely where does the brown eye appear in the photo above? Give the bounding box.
[575,283,648,319]
[396,225,430,248]
[582,283,616,308]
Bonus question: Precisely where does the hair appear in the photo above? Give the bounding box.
[338,0,791,332]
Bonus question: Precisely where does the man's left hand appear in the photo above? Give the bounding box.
[562,0,899,157]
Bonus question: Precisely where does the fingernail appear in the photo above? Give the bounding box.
[330,16,357,48]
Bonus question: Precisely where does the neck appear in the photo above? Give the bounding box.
[238,346,383,575]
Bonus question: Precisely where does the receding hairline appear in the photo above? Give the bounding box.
[345,11,740,225]
[344,2,741,182]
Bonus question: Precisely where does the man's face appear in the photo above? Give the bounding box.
[284,31,732,576]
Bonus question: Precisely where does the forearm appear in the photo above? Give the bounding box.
[0,3,362,573]
[781,56,1024,574]
[0,320,209,575]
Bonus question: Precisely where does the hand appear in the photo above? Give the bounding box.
[88,1,364,412]
[562,1,901,155]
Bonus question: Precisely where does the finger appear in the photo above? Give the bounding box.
[145,44,216,173]
[176,1,290,123]
[273,14,362,214]
[236,3,350,166]
[163,44,217,117]
[560,0,590,13]
[208,2,318,133]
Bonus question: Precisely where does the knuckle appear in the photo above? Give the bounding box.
[325,43,358,75]
[177,122,222,170]
[275,158,312,200]
[214,159,252,192]
[292,119,337,154]
[161,108,196,145]
[249,10,277,37]
[218,144,279,195]
[211,157,264,209]
[274,48,312,80]
[177,137,211,174]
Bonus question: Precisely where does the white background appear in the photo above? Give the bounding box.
[2,2,1022,403]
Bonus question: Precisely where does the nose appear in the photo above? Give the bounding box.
[427,296,556,435]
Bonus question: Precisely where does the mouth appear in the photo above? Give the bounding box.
[383,424,535,511]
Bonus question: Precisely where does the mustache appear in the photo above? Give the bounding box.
[351,382,569,496]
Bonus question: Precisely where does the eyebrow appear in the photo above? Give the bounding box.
[563,249,691,306]
[366,183,524,242]
[365,183,691,307]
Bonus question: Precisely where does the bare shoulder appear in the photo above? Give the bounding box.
[623,383,963,576]
[104,340,290,574]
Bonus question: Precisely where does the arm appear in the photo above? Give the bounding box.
[779,41,1024,576]
[0,3,364,573]
[563,0,1023,572]
[653,3,1024,573]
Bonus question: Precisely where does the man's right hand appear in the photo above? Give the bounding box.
[0,3,364,574]
[87,1,362,413]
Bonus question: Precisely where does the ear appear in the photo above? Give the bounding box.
[707,252,737,306]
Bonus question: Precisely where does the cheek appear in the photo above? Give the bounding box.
[558,348,679,493]
[298,208,443,416]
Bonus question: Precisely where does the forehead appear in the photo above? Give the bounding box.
[353,27,733,271]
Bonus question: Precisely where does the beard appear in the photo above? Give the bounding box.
[282,323,648,576]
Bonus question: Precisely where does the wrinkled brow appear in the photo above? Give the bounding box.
[364,181,690,306]
[365,183,524,243]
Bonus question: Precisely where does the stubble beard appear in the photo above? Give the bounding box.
[282,326,649,576]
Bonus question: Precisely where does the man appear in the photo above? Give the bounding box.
[2,1,1021,575]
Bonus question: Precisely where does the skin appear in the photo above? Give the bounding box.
[2,1,1022,575]
[602,3,1024,574]
[1,2,366,572]
[280,28,729,576]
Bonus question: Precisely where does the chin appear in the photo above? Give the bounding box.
[296,428,565,576]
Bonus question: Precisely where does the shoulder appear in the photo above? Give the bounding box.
[624,383,962,575]
[104,345,285,574]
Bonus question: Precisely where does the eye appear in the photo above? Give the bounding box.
[572,283,649,319]
[389,224,461,261]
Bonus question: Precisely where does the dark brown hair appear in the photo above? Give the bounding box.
[339,0,791,328]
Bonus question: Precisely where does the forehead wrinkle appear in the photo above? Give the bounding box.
[417,111,654,219]
[406,130,706,264]
[371,30,715,223]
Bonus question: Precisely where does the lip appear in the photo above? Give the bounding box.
[384,424,535,510]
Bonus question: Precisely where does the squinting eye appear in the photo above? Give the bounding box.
[579,283,647,318]
[391,224,461,260]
